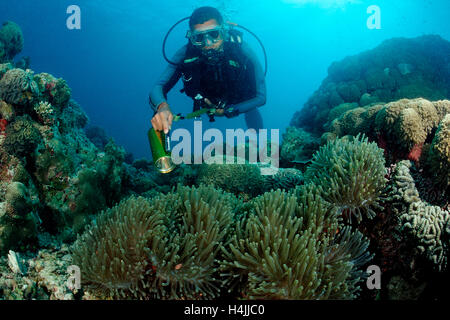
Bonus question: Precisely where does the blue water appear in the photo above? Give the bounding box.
[1,0,449,159]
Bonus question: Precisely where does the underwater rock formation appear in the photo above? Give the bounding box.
[322,98,449,193]
[291,35,450,135]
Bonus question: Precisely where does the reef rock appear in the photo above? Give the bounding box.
[291,35,450,134]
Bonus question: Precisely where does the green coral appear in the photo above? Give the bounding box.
[280,126,320,167]
[197,162,265,198]
[3,115,42,158]
[0,68,39,106]
[220,187,372,299]
[34,73,71,108]
[424,114,450,188]
[263,168,304,192]
[0,21,24,62]
[71,185,240,299]
[305,134,387,223]
[0,182,38,255]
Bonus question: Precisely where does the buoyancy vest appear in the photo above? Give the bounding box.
[179,37,257,108]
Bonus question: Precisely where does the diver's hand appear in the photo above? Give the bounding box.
[204,98,225,117]
[151,102,173,134]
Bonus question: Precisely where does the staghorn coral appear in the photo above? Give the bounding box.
[0,68,39,106]
[0,21,24,62]
[71,185,240,299]
[220,187,372,299]
[3,115,42,158]
[304,134,387,223]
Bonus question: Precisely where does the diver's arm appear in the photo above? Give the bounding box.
[226,43,266,117]
[149,45,188,113]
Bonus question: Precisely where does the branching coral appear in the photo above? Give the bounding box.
[0,68,39,106]
[304,134,387,223]
[71,185,240,299]
[220,187,372,299]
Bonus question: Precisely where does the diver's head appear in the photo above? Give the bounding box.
[188,7,225,52]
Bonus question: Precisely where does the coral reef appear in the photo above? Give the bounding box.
[221,187,372,299]
[304,134,387,223]
[3,115,42,158]
[196,162,265,198]
[71,185,240,299]
[280,126,320,168]
[34,73,71,108]
[291,35,450,135]
[389,161,449,271]
[0,244,76,300]
[0,21,24,63]
[262,167,304,192]
[423,114,450,189]
[0,68,39,106]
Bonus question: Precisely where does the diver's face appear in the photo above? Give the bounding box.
[193,19,224,51]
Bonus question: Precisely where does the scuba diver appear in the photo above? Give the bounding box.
[149,6,267,135]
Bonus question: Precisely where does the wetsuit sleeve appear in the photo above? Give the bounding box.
[149,45,188,113]
[227,42,266,116]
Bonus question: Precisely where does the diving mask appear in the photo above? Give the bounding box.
[187,26,224,47]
